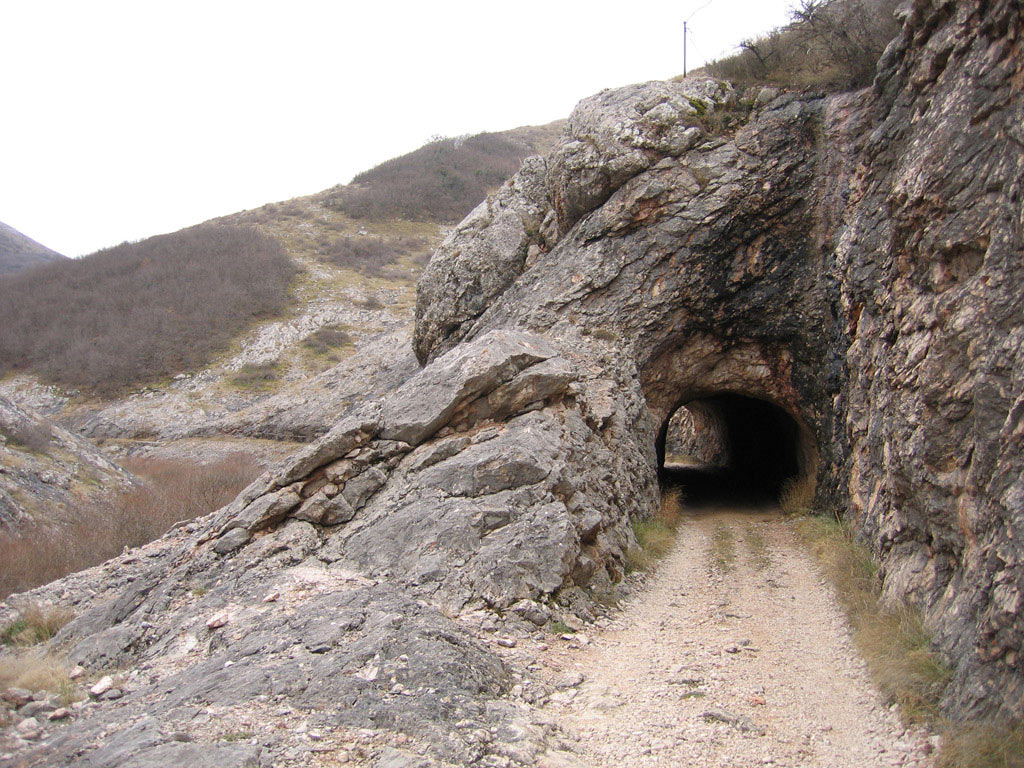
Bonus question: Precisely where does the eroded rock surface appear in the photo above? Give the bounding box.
[1,0,1021,764]
[412,0,1024,723]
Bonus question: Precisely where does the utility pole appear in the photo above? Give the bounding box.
[684,20,688,77]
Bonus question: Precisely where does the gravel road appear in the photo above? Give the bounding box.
[539,508,938,768]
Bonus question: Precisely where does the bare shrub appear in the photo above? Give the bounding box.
[703,0,900,91]
[303,326,353,356]
[230,362,280,390]
[325,236,396,277]
[0,224,297,395]
[276,202,304,217]
[330,133,533,222]
[0,454,261,599]
[322,235,429,277]
[0,419,52,454]
[353,294,384,310]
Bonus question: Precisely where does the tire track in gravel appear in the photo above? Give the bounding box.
[539,508,937,768]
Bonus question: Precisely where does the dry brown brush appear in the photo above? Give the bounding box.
[0,224,297,395]
[322,235,430,277]
[703,0,900,91]
[328,133,533,222]
[0,454,261,599]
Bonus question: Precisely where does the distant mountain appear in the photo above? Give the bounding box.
[0,220,66,274]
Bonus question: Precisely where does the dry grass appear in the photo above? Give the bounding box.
[779,474,816,515]
[796,513,950,721]
[938,722,1024,768]
[0,604,73,647]
[797,511,1023,767]
[0,650,76,703]
[627,489,684,572]
[0,454,262,599]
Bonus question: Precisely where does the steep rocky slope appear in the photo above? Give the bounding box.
[0,395,133,531]
[0,222,65,275]
[0,0,1020,764]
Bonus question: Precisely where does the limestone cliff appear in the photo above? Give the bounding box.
[415,0,1024,721]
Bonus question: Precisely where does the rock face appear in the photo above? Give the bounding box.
[664,404,728,467]
[412,0,1023,721]
[831,0,1024,719]
[1,0,1021,763]
[0,395,134,531]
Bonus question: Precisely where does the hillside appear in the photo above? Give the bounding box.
[0,395,132,532]
[0,221,65,275]
[0,121,564,446]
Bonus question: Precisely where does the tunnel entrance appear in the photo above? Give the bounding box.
[657,393,804,507]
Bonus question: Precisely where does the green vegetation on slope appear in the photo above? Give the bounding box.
[701,0,900,91]
[0,224,297,395]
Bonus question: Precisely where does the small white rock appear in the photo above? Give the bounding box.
[89,675,114,697]
[206,610,230,629]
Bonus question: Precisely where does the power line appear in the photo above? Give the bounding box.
[683,0,716,76]
[686,0,716,22]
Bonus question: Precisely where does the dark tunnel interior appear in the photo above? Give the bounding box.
[657,393,803,507]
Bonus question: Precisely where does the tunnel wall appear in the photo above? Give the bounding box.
[412,0,1024,719]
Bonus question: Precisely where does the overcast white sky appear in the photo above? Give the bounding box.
[1,1,796,257]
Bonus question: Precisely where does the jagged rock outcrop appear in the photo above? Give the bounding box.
[1,328,655,765]
[1,0,1021,763]
[829,0,1024,719]
[413,0,1023,722]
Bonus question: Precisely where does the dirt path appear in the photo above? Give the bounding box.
[539,508,937,768]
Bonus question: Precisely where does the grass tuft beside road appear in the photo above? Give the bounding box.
[795,512,1023,768]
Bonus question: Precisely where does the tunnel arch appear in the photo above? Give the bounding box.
[640,336,820,508]
[656,392,814,505]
